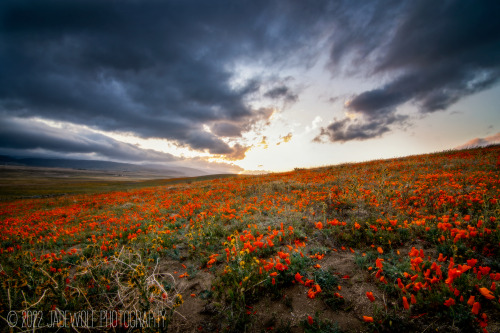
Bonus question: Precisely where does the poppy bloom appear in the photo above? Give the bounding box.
[467,258,478,267]
[363,316,374,322]
[307,316,314,325]
[397,278,405,290]
[467,296,475,306]
[444,298,455,307]
[366,292,375,302]
[377,247,383,254]
[479,287,495,300]
[472,302,480,315]
[402,296,410,310]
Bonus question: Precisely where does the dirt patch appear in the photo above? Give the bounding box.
[164,260,215,333]
[246,249,384,332]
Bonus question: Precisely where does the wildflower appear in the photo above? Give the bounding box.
[307,316,314,325]
[397,278,405,290]
[437,253,447,262]
[403,296,410,310]
[467,296,475,306]
[377,247,383,254]
[411,294,417,304]
[479,287,495,300]
[363,316,374,323]
[472,302,480,315]
[366,292,375,302]
[467,258,478,267]
[304,279,314,287]
[444,298,455,307]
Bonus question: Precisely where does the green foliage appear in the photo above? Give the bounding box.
[301,314,344,333]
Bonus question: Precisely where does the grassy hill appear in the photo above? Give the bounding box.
[0,162,229,201]
[0,146,499,332]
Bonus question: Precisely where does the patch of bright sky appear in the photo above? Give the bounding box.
[234,52,500,172]
[406,84,500,150]
[103,131,211,160]
[234,53,397,172]
[33,51,500,173]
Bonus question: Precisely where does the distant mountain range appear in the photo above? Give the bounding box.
[0,155,210,178]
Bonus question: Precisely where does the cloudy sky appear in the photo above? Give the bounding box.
[1,0,499,173]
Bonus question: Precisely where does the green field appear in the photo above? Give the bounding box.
[0,165,235,201]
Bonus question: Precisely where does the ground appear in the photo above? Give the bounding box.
[0,146,499,332]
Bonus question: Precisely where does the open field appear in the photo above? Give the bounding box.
[0,165,234,201]
[0,146,499,332]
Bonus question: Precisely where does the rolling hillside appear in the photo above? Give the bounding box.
[0,146,499,332]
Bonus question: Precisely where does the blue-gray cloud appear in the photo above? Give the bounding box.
[0,117,178,163]
[317,0,500,142]
[0,0,315,157]
[0,0,498,152]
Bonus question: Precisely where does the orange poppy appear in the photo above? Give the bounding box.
[444,298,455,307]
[479,287,495,300]
[402,296,410,310]
[472,302,480,315]
[363,316,374,322]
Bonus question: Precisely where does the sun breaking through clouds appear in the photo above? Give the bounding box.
[1,0,499,172]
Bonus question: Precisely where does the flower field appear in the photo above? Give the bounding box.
[1,146,499,332]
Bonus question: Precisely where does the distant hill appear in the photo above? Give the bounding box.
[0,155,209,178]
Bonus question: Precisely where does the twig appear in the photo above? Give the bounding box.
[421,319,438,333]
[21,290,47,311]
[37,267,59,288]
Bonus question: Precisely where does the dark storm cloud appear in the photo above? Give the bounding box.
[314,114,408,143]
[264,86,298,104]
[318,0,500,142]
[0,0,330,157]
[0,117,177,163]
[1,0,499,152]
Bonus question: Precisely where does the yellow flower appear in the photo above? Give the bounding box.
[175,294,184,305]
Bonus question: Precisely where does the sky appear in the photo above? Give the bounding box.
[1,0,500,174]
